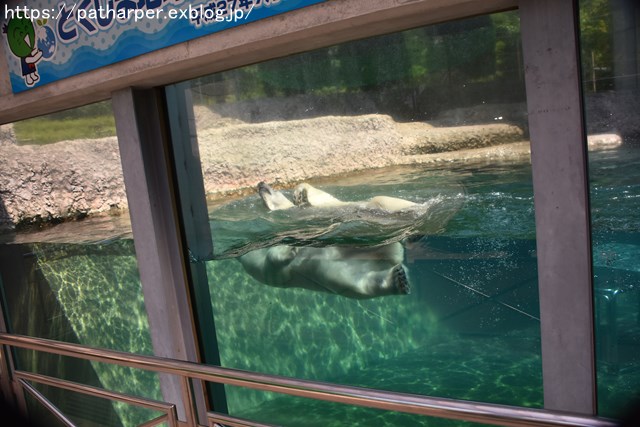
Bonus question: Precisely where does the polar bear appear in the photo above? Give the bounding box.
[239,182,411,299]
[258,181,295,210]
[293,182,418,212]
[238,244,409,299]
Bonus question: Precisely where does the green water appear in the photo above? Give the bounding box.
[202,151,639,424]
[198,160,543,426]
[1,149,639,426]
[0,239,161,426]
[589,147,640,418]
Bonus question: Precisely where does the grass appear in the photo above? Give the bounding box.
[13,114,116,145]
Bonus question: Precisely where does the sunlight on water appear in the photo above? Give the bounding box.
[209,166,466,259]
[203,161,544,423]
[589,148,640,418]
[2,149,639,425]
[0,238,161,426]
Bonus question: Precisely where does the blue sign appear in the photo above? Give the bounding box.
[2,0,325,93]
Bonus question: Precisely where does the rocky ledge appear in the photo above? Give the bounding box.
[0,114,622,229]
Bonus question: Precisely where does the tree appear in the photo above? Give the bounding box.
[579,0,614,91]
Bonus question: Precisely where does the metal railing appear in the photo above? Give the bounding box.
[0,333,619,427]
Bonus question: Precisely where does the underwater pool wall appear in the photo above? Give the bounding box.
[0,245,133,426]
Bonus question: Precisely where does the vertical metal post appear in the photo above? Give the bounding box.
[112,88,205,424]
[165,83,229,415]
[0,279,16,402]
[520,0,597,414]
[0,278,27,417]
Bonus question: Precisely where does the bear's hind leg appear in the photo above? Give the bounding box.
[294,183,345,207]
[353,264,411,298]
[391,264,411,295]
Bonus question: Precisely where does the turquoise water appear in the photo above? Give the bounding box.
[204,159,543,425]
[204,150,639,424]
[0,238,161,426]
[589,147,640,418]
[2,148,639,425]
[209,167,466,258]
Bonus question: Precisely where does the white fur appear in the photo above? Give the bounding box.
[294,183,417,212]
[258,181,294,210]
[239,243,407,299]
[238,182,411,299]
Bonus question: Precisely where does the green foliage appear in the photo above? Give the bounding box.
[334,32,412,90]
[192,11,527,119]
[251,14,500,96]
[579,0,614,91]
[47,100,114,120]
[424,15,497,79]
[13,112,116,145]
[492,12,522,79]
[11,101,115,145]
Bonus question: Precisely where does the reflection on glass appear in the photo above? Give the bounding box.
[170,11,545,424]
[0,101,160,426]
[26,381,164,427]
[213,384,487,427]
[579,0,640,418]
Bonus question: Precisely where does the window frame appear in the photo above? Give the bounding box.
[0,0,603,423]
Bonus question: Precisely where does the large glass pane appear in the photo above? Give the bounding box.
[0,101,161,426]
[579,0,640,419]
[169,11,545,424]
[23,380,165,427]
[212,384,488,427]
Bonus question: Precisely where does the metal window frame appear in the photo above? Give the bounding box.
[112,88,207,425]
[0,333,618,427]
[164,82,229,415]
[16,371,179,427]
[0,0,604,424]
[520,0,597,414]
[116,0,600,422]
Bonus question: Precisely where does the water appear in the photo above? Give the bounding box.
[2,148,639,425]
[203,160,543,425]
[208,167,466,258]
[204,151,638,424]
[0,237,161,427]
[589,147,640,418]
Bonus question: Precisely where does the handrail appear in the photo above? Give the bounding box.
[19,379,77,427]
[208,412,280,427]
[0,333,619,427]
[15,370,178,427]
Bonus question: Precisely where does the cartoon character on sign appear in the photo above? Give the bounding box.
[3,17,43,87]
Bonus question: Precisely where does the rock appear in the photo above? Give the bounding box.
[398,123,524,154]
[432,103,528,129]
[197,114,405,194]
[0,137,127,229]
[587,133,623,150]
[584,91,640,142]
[200,91,380,124]
[192,105,244,129]
[0,124,16,146]
[405,141,532,165]
[0,111,622,229]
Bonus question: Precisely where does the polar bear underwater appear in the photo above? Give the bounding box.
[237,182,413,299]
